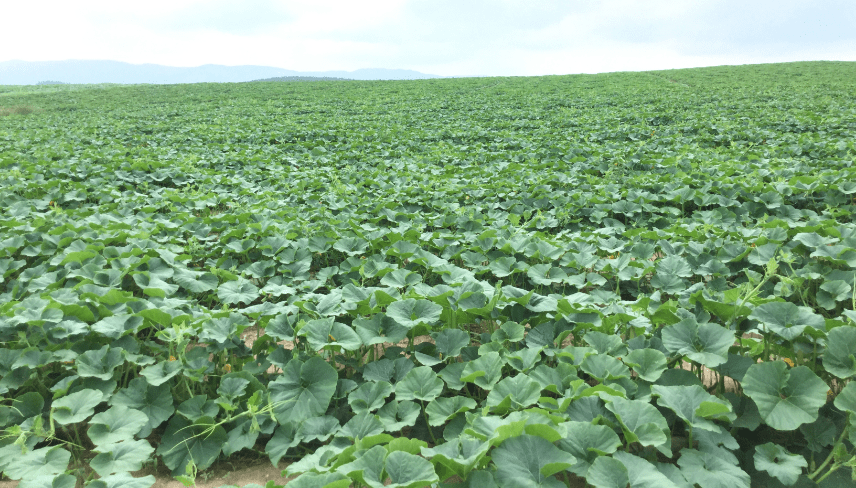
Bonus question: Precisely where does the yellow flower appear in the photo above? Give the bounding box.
[169,355,176,361]
[782,357,794,367]
[223,364,232,373]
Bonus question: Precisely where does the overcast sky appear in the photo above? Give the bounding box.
[3,0,855,76]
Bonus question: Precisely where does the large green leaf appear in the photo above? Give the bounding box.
[556,421,622,476]
[299,317,362,352]
[612,451,680,488]
[754,442,807,486]
[87,406,148,446]
[217,279,259,305]
[652,385,734,432]
[432,328,469,358]
[51,388,104,425]
[269,356,338,424]
[337,444,438,488]
[486,374,542,414]
[348,381,394,414]
[461,351,505,390]
[585,456,629,488]
[425,396,477,426]
[76,345,124,380]
[748,302,825,341]
[661,318,734,367]
[353,313,409,346]
[173,268,218,293]
[156,415,227,476]
[2,446,71,481]
[623,348,667,382]
[377,400,421,431]
[139,360,182,386]
[90,314,144,340]
[421,437,491,479]
[108,377,174,438]
[676,448,749,488]
[823,325,856,378]
[83,472,156,488]
[90,439,154,476]
[288,472,350,488]
[605,397,671,454]
[492,434,576,488]
[395,366,444,402]
[386,298,442,329]
[383,450,439,488]
[742,362,828,431]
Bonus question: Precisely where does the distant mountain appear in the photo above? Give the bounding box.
[0,60,442,85]
[251,76,353,82]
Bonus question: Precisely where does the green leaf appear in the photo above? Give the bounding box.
[491,321,526,343]
[425,396,477,426]
[676,448,749,488]
[824,326,856,378]
[132,273,178,298]
[90,439,155,476]
[605,397,671,453]
[754,442,807,486]
[395,366,444,402]
[421,437,491,479]
[661,318,734,367]
[176,395,219,421]
[624,348,667,382]
[833,381,856,414]
[87,406,148,446]
[300,317,362,352]
[217,376,250,398]
[377,400,421,431]
[492,434,576,488]
[266,423,299,465]
[289,472,350,488]
[139,360,182,386]
[85,472,156,488]
[108,377,174,438]
[90,314,144,340]
[614,451,680,488]
[348,381,394,414]
[486,374,542,414]
[580,354,631,381]
[556,421,621,477]
[748,302,825,341]
[586,456,629,488]
[583,331,627,356]
[461,351,505,390]
[386,298,442,329]
[52,388,104,425]
[298,416,340,442]
[2,446,71,481]
[383,450,439,488]
[76,345,124,380]
[173,268,218,293]
[653,385,734,432]
[269,357,338,424]
[17,473,77,488]
[353,313,409,346]
[432,328,469,358]
[742,362,828,431]
[217,279,259,305]
[337,444,385,487]
[156,415,226,476]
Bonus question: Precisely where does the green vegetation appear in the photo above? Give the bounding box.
[1,61,856,488]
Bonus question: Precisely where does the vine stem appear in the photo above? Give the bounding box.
[420,400,438,445]
[808,413,850,481]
